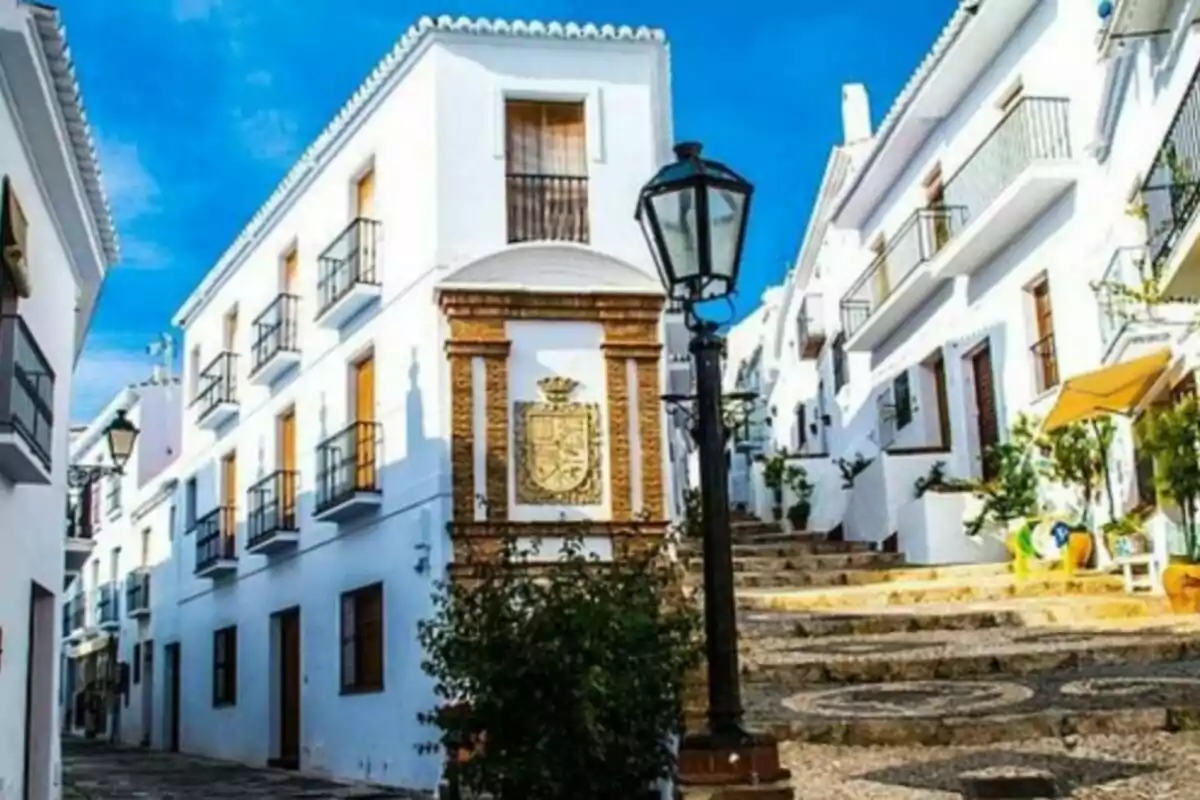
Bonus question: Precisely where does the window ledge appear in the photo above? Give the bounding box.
[339,684,385,697]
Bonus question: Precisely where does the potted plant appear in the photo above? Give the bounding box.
[761,451,788,521]
[965,415,1042,542]
[913,460,977,499]
[1039,417,1116,569]
[785,465,814,531]
[836,453,873,489]
[1137,395,1200,611]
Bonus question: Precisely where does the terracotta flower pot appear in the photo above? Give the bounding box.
[1162,562,1200,613]
[1067,531,1093,570]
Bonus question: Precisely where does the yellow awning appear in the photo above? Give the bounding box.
[1043,349,1172,432]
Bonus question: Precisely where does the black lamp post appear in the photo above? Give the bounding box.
[68,410,141,489]
[637,141,753,745]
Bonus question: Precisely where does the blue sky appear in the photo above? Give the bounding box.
[61,0,956,420]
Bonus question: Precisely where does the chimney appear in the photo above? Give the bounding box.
[842,83,872,145]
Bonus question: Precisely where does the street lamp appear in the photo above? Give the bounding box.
[638,141,753,746]
[67,410,140,489]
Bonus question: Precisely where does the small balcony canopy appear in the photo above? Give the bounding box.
[1042,349,1173,432]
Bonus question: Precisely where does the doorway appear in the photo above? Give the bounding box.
[140,639,154,747]
[23,582,54,800]
[164,642,181,752]
[970,343,1001,480]
[274,607,302,770]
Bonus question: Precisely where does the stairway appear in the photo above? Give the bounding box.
[683,520,1200,748]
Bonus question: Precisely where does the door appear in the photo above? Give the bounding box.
[971,344,1001,480]
[870,235,890,304]
[140,640,154,747]
[353,355,376,490]
[355,169,376,218]
[282,249,298,294]
[223,308,238,351]
[221,452,237,552]
[279,409,297,525]
[925,165,950,250]
[931,353,952,449]
[165,643,181,752]
[23,582,54,800]
[278,609,301,769]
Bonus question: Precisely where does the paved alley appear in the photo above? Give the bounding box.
[61,739,427,799]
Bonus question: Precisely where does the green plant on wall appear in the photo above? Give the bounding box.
[965,414,1043,537]
[1137,397,1200,560]
[913,460,977,499]
[785,464,814,530]
[836,453,873,489]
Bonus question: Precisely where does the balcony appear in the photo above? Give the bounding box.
[64,502,96,577]
[316,218,381,328]
[249,293,300,385]
[125,569,150,619]
[932,96,1077,281]
[0,314,54,484]
[193,352,239,430]
[194,506,238,579]
[506,173,589,244]
[1030,332,1060,396]
[841,207,965,351]
[314,421,382,523]
[797,293,826,359]
[246,470,300,555]
[64,594,85,642]
[1095,246,1196,363]
[95,582,120,631]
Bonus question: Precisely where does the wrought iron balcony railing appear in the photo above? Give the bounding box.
[250,293,300,373]
[315,421,382,513]
[247,469,299,548]
[317,218,381,318]
[194,506,237,573]
[96,582,119,626]
[1143,60,1200,271]
[125,569,150,616]
[69,594,85,631]
[1095,246,1153,350]
[506,173,589,244]
[0,314,54,469]
[942,97,1072,229]
[193,352,238,416]
[840,207,966,336]
[1030,332,1060,395]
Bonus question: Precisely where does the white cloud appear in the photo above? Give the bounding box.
[234,107,300,163]
[246,69,274,88]
[117,237,172,271]
[96,137,160,222]
[71,340,157,423]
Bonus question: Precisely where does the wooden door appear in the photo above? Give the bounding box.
[870,236,890,304]
[356,170,376,218]
[279,410,297,521]
[925,165,949,250]
[353,355,376,489]
[278,609,301,769]
[932,354,952,449]
[971,344,1001,480]
[223,309,238,351]
[221,452,237,547]
[283,250,298,293]
[165,643,180,752]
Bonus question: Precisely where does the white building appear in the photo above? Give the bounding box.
[121,15,678,792]
[61,375,180,745]
[0,1,118,796]
[752,0,1200,568]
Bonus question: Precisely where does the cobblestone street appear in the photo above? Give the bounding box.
[61,739,425,799]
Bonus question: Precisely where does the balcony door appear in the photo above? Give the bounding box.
[355,169,375,219]
[221,452,237,540]
[505,99,588,243]
[970,343,1001,480]
[924,164,950,251]
[278,409,297,523]
[870,235,890,305]
[353,355,376,490]
[282,249,298,294]
[223,308,238,352]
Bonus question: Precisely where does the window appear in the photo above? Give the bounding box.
[90,478,103,532]
[795,405,807,450]
[212,625,237,706]
[133,643,141,685]
[832,334,849,392]
[1029,279,1059,394]
[140,527,151,567]
[184,478,197,531]
[505,99,588,243]
[168,504,177,542]
[223,307,238,351]
[355,167,376,218]
[340,583,384,694]
[106,473,122,515]
[1,175,30,298]
[997,78,1024,112]
[894,371,913,430]
[281,247,299,293]
[189,345,202,398]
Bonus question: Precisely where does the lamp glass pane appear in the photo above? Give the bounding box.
[108,424,137,466]
[650,187,701,285]
[707,185,747,287]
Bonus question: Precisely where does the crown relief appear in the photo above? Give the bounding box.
[537,376,580,404]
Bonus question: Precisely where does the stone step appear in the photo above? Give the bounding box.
[736,595,1175,639]
[690,562,1017,591]
[682,552,905,574]
[740,625,1200,686]
[681,540,875,559]
[736,572,1129,612]
[743,660,1200,747]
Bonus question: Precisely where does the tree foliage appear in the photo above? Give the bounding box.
[1040,416,1116,520]
[966,415,1042,536]
[417,535,702,800]
[1138,397,1200,560]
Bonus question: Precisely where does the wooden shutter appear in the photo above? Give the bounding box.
[354,355,375,423]
[1,176,30,297]
[356,170,376,218]
[283,249,298,292]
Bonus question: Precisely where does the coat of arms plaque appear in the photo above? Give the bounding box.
[515,376,602,505]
